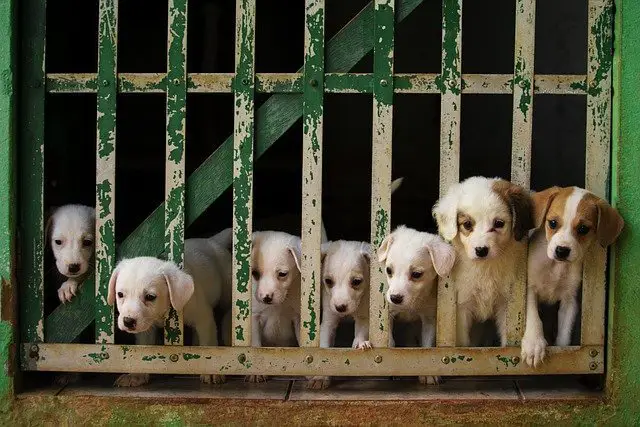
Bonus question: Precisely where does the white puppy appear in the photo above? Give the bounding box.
[47,204,96,303]
[433,177,533,347]
[521,186,624,367]
[378,225,455,385]
[108,229,232,387]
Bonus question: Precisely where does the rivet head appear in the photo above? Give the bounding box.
[380,79,388,87]
[305,355,313,364]
[101,352,109,360]
[309,78,318,87]
[242,78,249,86]
[238,353,246,364]
[374,355,383,364]
[173,78,180,86]
[442,356,450,364]
[102,79,109,87]
[511,356,520,365]
[170,354,179,363]
[519,80,527,88]
[590,362,598,371]
[30,344,39,353]
[590,349,599,358]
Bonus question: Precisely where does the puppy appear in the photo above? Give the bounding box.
[433,177,534,347]
[47,204,96,303]
[307,240,372,390]
[108,229,232,387]
[247,231,303,382]
[378,225,456,385]
[521,186,624,367]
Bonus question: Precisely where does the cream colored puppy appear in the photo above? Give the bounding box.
[378,225,455,385]
[108,229,232,387]
[307,240,372,390]
[47,204,95,303]
[433,177,533,347]
[521,186,623,367]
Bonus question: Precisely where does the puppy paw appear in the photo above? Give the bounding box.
[521,334,547,368]
[114,373,150,387]
[419,375,441,385]
[306,376,331,390]
[58,280,78,303]
[200,374,226,384]
[244,375,268,383]
[353,339,372,350]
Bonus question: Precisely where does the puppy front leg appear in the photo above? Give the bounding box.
[194,312,225,384]
[496,304,508,347]
[352,315,371,350]
[521,289,547,367]
[58,278,80,303]
[115,328,157,387]
[245,314,266,383]
[418,316,440,385]
[556,295,578,347]
[456,307,472,347]
[307,314,340,390]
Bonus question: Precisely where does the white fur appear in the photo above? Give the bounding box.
[47,204,95,303]
[377,225,455,385]
[108,229,232,387]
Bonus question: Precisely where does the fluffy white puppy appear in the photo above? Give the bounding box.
[521,186,624,367]
[433,176,533,347]
[47,204,96,303]
[107,229,232,387]
[378,225,455,385]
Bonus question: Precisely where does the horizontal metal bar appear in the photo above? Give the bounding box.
[21,343,604,376]
[46,73,588,95]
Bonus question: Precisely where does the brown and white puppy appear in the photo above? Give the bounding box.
[521,186,624,367]
[433,176,534,347]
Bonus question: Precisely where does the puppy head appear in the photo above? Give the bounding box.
[533,186,624,263]
[251,231,302,305]
[378,226,455,309]
[433,177,533,261]
[321,241,370,317]
[47,204,96,278]
[107,257,195,333]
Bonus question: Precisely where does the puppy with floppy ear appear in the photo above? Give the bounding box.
[108,229,232,387]
[378,225,455,385]
[521,186,624,367]
[46,204,96,303]
[433,176,534,347]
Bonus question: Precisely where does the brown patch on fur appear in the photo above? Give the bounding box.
[457,212,475,236]
[541,187,573,240]
[532,186,561,228]
[491,180,534,241]
[579,193,625,247]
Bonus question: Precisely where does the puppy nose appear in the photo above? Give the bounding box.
[475,247,489,258]
[123,317,136,329]
[335,304,347,313]
[68,263,81,274]
[262,294,273,304]
[390,294,404,305]
[555,246,571,260]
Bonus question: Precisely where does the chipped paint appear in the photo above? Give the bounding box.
[183,353,201,361]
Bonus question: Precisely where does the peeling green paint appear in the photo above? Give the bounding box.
[182,353,200,361]
[302,272,318,342]
[84,352,108,364]
[588,3,613,97]
[496,355,519,368]
[435,0,461,95]
[513,58,532,120]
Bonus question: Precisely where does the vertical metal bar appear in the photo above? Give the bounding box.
[19,0,45,343]
[369,0,395,348]
[164,0,188,345]
[436,0,461,347]
[95,0,118,344]
[300,0,324,347]
[232,0,256,347]
[582,0,613,346]
[507,0,536,347]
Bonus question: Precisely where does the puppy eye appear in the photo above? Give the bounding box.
[462,221,473,231]
[351,278,363,287]
[411,271,423,280]
[82,239,93,247]
[117,292,123,298]
[145,294,156,302]
[548,219,558,230]
[324,278,334,288]
[493,219,505,229]
[251,270,261,280]
[385,267,393,276]
[278,271,288,278]
[54,239,62,246]
[577,224,590,236]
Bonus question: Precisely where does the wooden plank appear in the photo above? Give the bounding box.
[369,0,395,348]
[39,0,427,344]
[164,0,188,345]
[582,0,613,346]
[436,0,461,348]
[19,0,46,343]
[300,0,325,347]
[95,0,118,344]
[22,343,605,376]
[231,0,256,347]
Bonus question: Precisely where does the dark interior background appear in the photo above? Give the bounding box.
[31,0,588,346]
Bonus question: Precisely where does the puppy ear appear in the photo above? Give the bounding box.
[493,180,534,241]
[425,237,456,278]
[596,199,624,247]
[532,186,561,228]
[287,237,302,272]
[107,262,121,306]
[432,186,459,241]
[162,263,195,312]
[320,242,330,264]
[360,242,371,265]
[377,235,393,263]
[321,221,329,243]
[44,206,58,243]
[391,177,404,194]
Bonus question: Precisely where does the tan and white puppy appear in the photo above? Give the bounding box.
[521,186,623,367]
[433,176,533,347]
[47,204,96,303]
[378,225,455,384]
[108,229,232,387]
